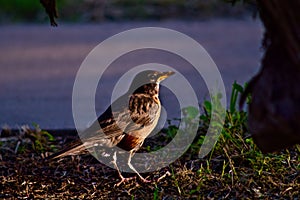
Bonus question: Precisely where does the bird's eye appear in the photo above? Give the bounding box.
[149,74,156,80]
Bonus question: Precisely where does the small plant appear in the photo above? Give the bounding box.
[22,123,57,153]
[199,81,252,152]
[0,124,57,156]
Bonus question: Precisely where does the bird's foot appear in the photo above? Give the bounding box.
[139,176,151,183]
[114,176,136,187]
[114,175,151,186]
[156,171,171,182]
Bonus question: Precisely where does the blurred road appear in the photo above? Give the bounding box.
[0,19,263,129]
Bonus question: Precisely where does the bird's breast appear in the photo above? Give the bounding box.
[129,94,161,126]
[115,94,161,151]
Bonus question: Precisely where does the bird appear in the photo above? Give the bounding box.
[40,0,58,26]
[45,70,175,185]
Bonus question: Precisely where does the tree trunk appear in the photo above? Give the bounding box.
[242,0,300,152]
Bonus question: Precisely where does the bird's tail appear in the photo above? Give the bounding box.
[44,140,86,161]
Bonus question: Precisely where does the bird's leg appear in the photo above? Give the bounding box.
[127,151,151,183]
[113,151,135,187]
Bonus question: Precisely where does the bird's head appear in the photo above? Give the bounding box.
[133,70,175,84]
[129,70,175,94]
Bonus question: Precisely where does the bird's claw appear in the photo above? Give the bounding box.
[140,177,151,183]
[156,171,171,182]
[114,176,151,187]
[114,176,136,187]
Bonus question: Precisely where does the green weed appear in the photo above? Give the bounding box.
[0,124,57,154]
[25,123,57,153]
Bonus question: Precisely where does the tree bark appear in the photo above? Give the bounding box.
[241,0,300,152]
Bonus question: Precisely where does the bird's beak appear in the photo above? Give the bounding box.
[158,71,175,82]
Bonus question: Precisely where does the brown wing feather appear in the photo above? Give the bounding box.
[46,92,160,160]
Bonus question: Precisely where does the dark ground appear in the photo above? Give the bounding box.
[0,126,299,199]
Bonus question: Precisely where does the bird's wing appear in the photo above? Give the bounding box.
[78,93,160,146]
[80,94,131,140]
[45,96,128,160]
[82,94,154,133]
[45,93,160,160]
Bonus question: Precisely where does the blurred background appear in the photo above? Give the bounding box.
[0,0,256,23]
[0,0,262,129]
